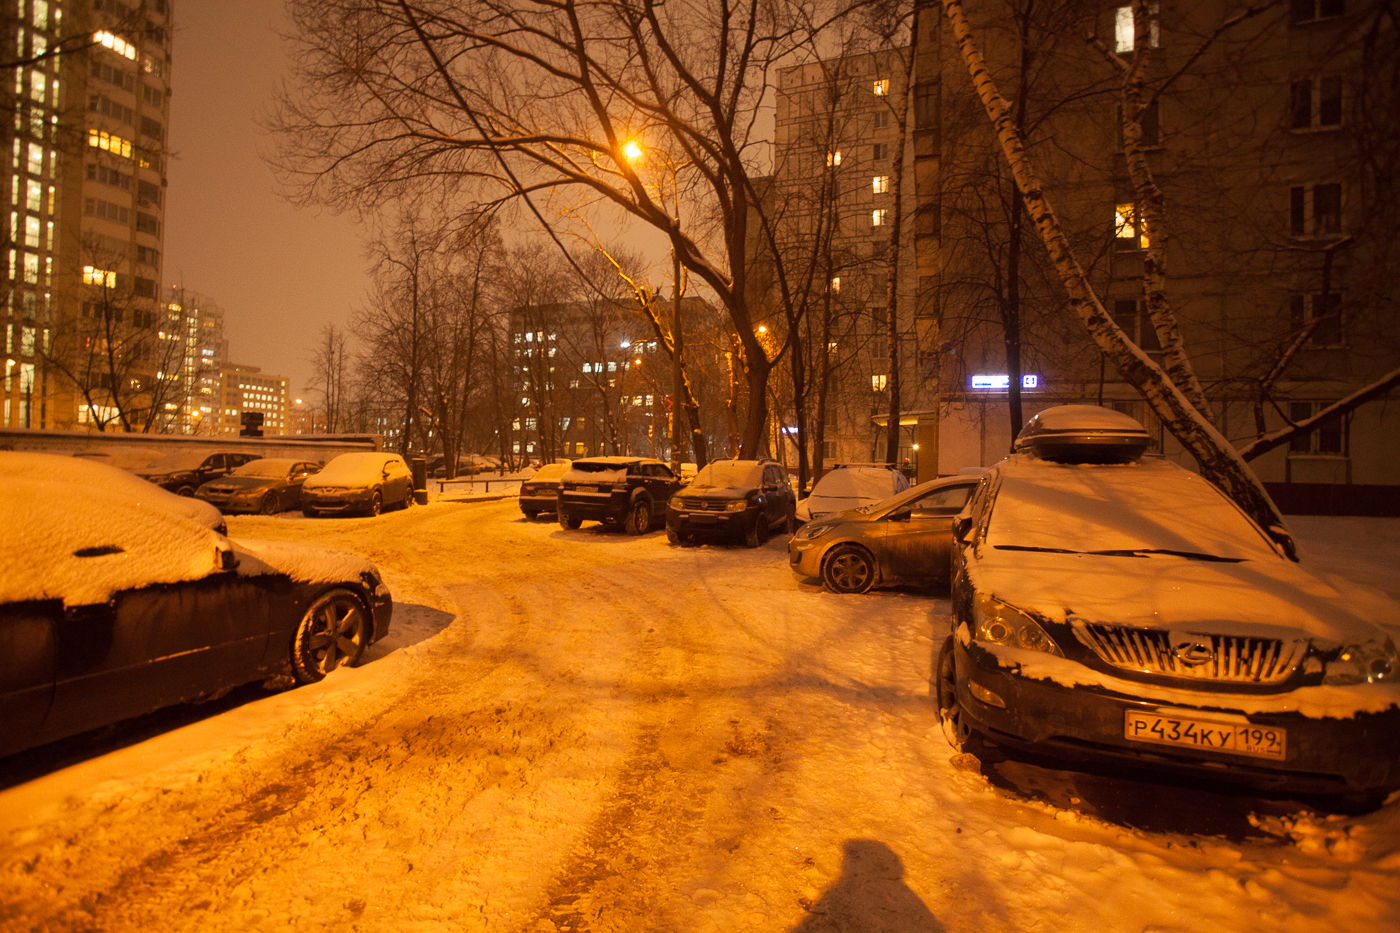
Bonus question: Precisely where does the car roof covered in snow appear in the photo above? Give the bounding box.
[0,451,225,531]
[308,452,405,483]
[808,466,907,502]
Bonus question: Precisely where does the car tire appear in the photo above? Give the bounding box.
[744,515,764,548]
[936,635,983,755]
[175,485,195,497]
[291,588,371,684]
[560,512,582,530]
[261,492,279,515]
[666,526,680,545]
[783,505,797,535]
[368,490,382,517]
[523,510,539,521]
[822,544,875,593]
[624,498,652,536]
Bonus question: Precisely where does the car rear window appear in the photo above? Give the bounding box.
[987,460,1278,560]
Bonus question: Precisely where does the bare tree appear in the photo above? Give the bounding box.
[307,323,350,433]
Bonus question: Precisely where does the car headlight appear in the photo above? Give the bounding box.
[972,593,1062,656]
[796,523,833,541]
[1323,639,1398,685]
[726,500,748,512]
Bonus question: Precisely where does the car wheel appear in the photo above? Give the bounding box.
[261,492,279,515]
[936,635,982,755]
[402,488,414,509]
[783,505,797,535]
[744,515,764,548]
[291,588,371,684]
[175,485,195,497]
[560,512,582,530]
[624,498,652,535]
[823,544,875,593]
[368,490,382,517]
[666,526,680,545]
[524,510,539,521]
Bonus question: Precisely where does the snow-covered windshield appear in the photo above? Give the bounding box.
[142,451,213,473]
[987,459,1278,561]
[809,468,900,501]
[693,461,762,488]
[231,459,300,479]
[313,453,394,483]
[531,463,570,483]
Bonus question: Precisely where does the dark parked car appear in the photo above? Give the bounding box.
[557,457,682,534]
[666,459,796,547]
[519,460,572,519]
[138,451,263,496]
[301,452,413,517]
[0,472,392,758]
[196,458,322,515]
[937,405,1400,795]
[789,475,981,592]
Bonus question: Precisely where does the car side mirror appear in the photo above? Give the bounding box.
[215,543,240,571]
[952,515,973,542]
[1267,524,1299,561]
[887,507,911,522]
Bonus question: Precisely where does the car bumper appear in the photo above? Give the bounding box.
[197,493,268,514]
[954,640,1400,793]
[666,504,760,536]
[519,493,559,513]
[368,577,393,642]
[788,534,830,577]
[303,489,374,513]
[559,492,628,522]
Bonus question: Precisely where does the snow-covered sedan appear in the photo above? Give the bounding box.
[0,472,392,759]
[196,458,322,515]
[789,475,980,593]
[301,452,413,517]
[518,460,572,519]
[937,405,1400,795]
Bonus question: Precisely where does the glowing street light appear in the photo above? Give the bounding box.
[623,140,642,162]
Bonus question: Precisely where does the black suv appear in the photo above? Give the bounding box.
[139,451,262,496]
[557,457,683,534]
[666,459,796,547]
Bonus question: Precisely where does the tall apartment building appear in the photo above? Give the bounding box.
[768,2,1399,499]
[217,363,289,437]
[2,0,173,431]
[163,284,221,432]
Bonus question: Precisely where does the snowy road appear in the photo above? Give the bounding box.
[2,502,1399,932]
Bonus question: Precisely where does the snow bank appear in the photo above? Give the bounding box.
[0,451,224,531]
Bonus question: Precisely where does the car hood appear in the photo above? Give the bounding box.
[680,484,756,499]
[204,476,279,491]
[232,538,379,587]
[303,476,370,490]
[969,548,1398,647]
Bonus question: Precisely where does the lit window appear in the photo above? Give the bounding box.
[826,150,843,167]
[24,216,39,248]
[872,208,889,227]
[1114,4,1159,54]
[1114,203,1149,248]
[873,78,890,97]
[27,143,42,175]
[830,276,841,293]
[29,71,44,103]
[87,129,133,159]
[872,175,889,194]
[871,374,888,391]
[93,31,137,60]
[83,265,116,287]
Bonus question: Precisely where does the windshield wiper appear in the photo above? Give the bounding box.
[1085,548,1245,563]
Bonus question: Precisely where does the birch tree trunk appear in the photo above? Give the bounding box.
[941,0,1293,551]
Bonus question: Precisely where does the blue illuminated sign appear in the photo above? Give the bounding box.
[970,374,1040,390]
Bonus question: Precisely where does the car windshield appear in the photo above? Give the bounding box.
[810,468,897,500]
[987,460,1279,561]
[693,461,762,488]
[532,463,570,482]
[232,459,299,478]
[142,451,213,473]
[316,453,392,483]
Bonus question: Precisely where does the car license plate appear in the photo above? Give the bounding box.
[1124,710,1286,760]
[691,514,718,524]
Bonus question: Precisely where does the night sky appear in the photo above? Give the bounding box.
[164,0,371,399]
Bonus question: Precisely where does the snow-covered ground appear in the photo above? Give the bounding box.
[2,504,1398,932]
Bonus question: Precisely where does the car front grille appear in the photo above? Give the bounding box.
[1076,623,1305,685]
[678,498,726,511]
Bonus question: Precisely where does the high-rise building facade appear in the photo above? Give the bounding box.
[218,363,289,437]
[3,0,173,431]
